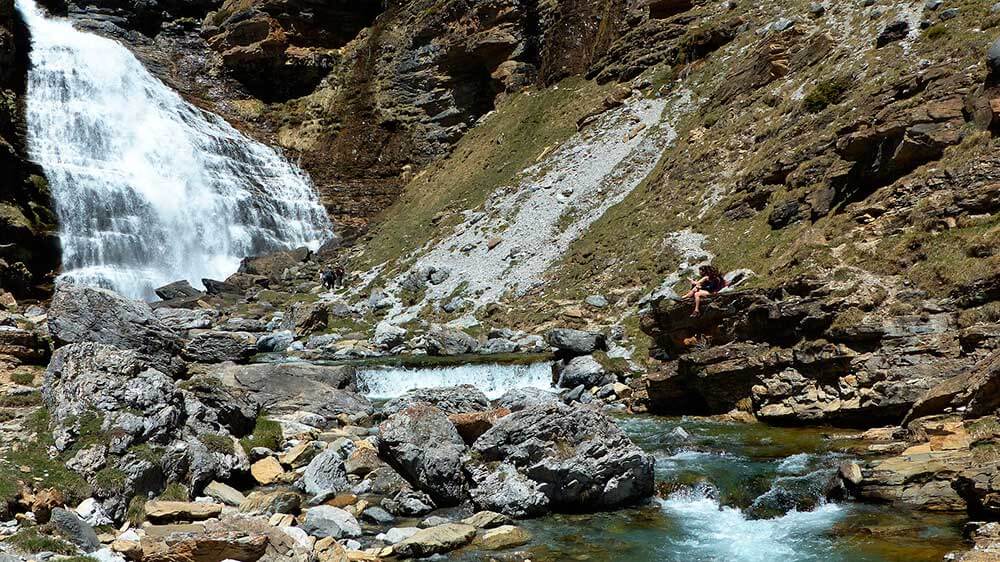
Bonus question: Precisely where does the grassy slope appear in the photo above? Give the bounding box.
[355,0,1000,337]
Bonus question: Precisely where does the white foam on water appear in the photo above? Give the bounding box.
[357,362,555,400]
[777,452,813,474]
[658,489,844,562]
[17,0,333,300]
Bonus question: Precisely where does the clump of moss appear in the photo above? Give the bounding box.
[199,433,235,456]
[158,483,189,502]
[5,528,77,555]
[126,495,146,526]
[239,416,282,455]
[0,410,92,505]
[0,392,41,408]
[9,372,35,386]
[924,25,949,41]
[92,467,127,496]
[803,77,852,113]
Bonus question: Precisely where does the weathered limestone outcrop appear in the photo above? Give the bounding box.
[640,282,998,426]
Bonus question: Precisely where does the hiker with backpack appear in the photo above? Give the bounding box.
[681,264,727,317]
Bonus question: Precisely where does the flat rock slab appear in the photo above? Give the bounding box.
[145,501,223,523]
[393,523,476,558]
[204,481,246,507]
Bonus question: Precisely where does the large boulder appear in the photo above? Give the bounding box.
[154,280,203,301]
[495,387,559,412]
[209,362,371,425]
[426,328,479,356]
[554,355,614,389]
[381,384,490,417]
[393,523,476,558]
[545,328,606,357]
[43,343,186,453]
[48,284,184,376]
[472,402,654,512]
[301,449,350,497]
[301,506,361,539]
[378,404,469,506]
[182,331,256,364]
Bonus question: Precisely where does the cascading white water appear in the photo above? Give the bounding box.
[16,0,333,300]
[357,362,555,399]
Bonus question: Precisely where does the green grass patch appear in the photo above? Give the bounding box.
[0,392,42,407]
[199,433,235,456]
[10,372,35,386]
[126,495,146,526]
[239,416,282,455]
[5,528,76,555]
[92,467,127,496]
[803,77,852,113]
[157,482,190,502]
[0,409,92,505]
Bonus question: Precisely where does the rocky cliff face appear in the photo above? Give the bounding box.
[0,0,58,299]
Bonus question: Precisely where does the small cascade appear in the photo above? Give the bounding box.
[658,486,844,562]
[17,0,333,300]
[357,362,554,400]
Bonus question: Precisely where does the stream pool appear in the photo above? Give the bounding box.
[355,360,965,561]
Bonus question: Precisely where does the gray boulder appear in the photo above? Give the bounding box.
[378,404,469,506]
[154,308,216,332]
[43,343,185,453]
[49,507,101,551]
[495,387,559,412]
[468,463,549,518]
[256,330,295,353]
[426,328,479,356]
[584,295,609,308]
[478,338,518,355]
[48,284,184,376]
[555,355,614,389]
[381,489,436,516]
[182,331,256,364]
[154,280,203,301]
[472,402,654,512]
[382,385,490,417]
[209,362,371,425]
[179,373,259,436]
[990,38,1000,76]
[301,449,350,497]
[222,318,266,332]
[301,506,362,539]
[545,328,606,357]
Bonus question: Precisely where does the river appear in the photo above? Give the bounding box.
[357,360,965,561]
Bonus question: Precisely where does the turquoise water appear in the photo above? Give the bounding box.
[514,416,964,562]
[357,361,965,561]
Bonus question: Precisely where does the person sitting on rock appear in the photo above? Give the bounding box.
[681,264,726,317]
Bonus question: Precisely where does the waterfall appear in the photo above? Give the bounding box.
[16,0,333,300]
[357,362,555,400]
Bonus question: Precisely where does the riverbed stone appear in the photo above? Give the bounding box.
[48,284,185,376]
[381,384,490,416]
[472,402,654,512]
[301,448,350,497]
[204,481,246,506]
[393,523,476,558]
[476,524,531,550]
[495,387,559,411]
[545,328,606,356]
[379,403,469,505]
[301,506,362,539]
